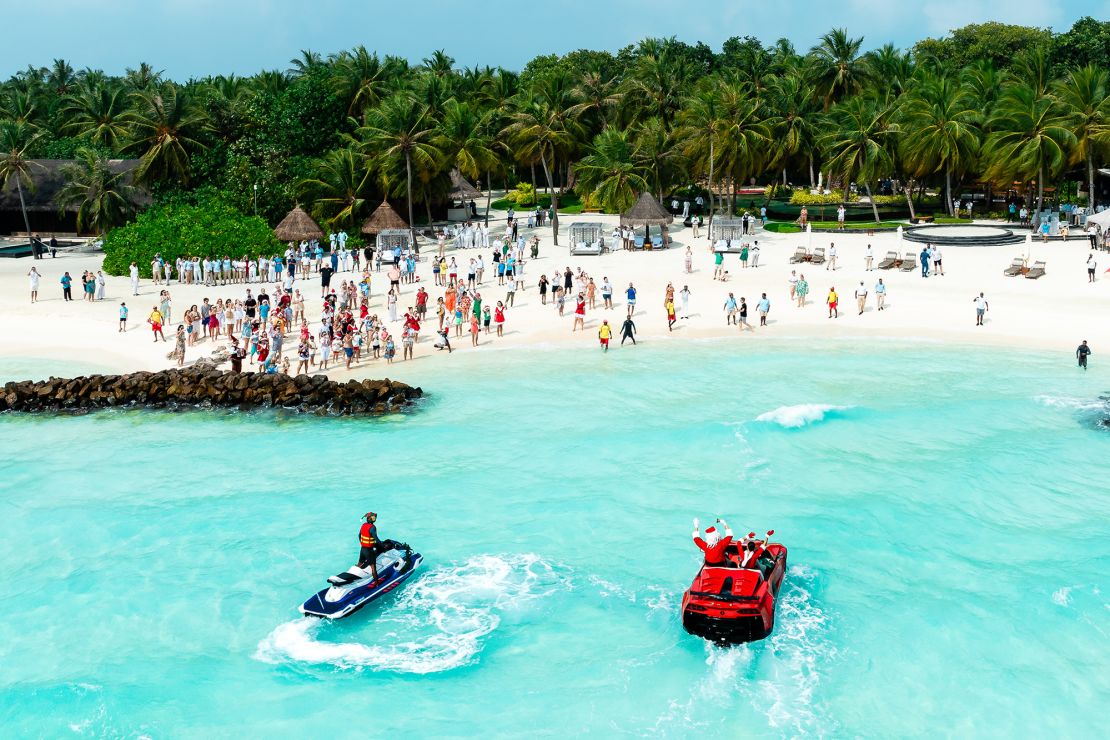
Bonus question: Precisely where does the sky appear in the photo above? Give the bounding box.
[3,0,1107,80]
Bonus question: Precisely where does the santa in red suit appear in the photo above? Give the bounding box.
[692,518,733,566]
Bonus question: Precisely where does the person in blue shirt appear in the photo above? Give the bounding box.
[626,283,637,317]
[60,272,73,301]
[756,293,771,326]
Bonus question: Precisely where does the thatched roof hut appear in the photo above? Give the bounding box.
[620,192,673,227]
[448,169,482,201]
[360,199,408,235]
[273,206,324,241]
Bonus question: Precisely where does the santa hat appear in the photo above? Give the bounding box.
[704,526,720,545]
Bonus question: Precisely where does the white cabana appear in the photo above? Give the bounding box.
[377,228,413,253]
[569,222,604,255]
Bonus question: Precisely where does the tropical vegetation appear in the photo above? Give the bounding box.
[1,17,1109,251]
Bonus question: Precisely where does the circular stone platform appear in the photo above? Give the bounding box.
[903,225,1026,246]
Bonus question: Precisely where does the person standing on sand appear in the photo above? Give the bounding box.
[750,243,760,268]
[788,270,798,301]
[620,316,636,345]
[920,247,931,277]
[796,275,809,307]
[875,279,886,311]
[573,294,586,331]
[174,325,186,366]
[666,298,677,331]
[713,250,724,280]
[865,244,873,271]
[724,293,738,324]
[933,246,944,276]
[738,297,753,332]
[973,292,988,326]
[470,314,481,346]
[130,262,140,295]
[826,243,838,271]
[626,283,637,317]
[599,320,612,351]
[827,286,839,318]
[60,272,72,301]
[119,302,128,331]
[28,266,40,302]
[680,285,691,319]
[685,246,693,274]
[602,277,613,310]
[855,282,868,314]
[1087,254,1097,283]
[756,293,770,326]
[1077,340,1092,370]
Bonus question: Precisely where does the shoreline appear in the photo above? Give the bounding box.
[3,213,1107,384]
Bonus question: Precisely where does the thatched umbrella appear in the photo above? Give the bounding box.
[360,199,408,236]
[448,169,482,202]
[620,192,674,245]
[273,205,324,242]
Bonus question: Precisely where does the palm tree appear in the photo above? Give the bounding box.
[716,82,773,212]
[288,50,325,77]
[985,84,1075,213]
[1056,65,1110,211]
[675,79,726,222]
[55,148,140,233]
[569,64,622,129]
[820,97,897,222]
[808,29,868,110]
[864,44,915,103]
[0,121,43,237]
[124,85,211,185]
[333,46,389,120]
[433,100,499,221]
[632,117,685,206]
[622,53,687,128]
[898,76,982,215]
[47,58,77,97]
[123,63,163,92]
[574,129,649,212]
[357,94,441,248]
[297,148,373,229]
[766,72,820,186]
[502,73,584,245]
[61,85,130,150]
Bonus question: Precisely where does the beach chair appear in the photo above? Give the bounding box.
[900,252,917,271]
[789,246,808,263]
[651,234,664,250]
[810,247,826,264]
[878,251,898,269]
[1024,260,1046,279]
[634,235,645,250]
[1003,257,1025,276]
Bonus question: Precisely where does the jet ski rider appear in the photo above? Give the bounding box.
[692,518,733,566]
[358,512,385,580]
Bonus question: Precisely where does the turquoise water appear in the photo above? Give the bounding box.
[2,341,1109,737]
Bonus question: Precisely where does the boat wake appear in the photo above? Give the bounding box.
[755,404,851,429]
[655,564,837,735]
[255,553,568,674]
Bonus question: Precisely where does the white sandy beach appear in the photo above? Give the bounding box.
[2,214,1106,381]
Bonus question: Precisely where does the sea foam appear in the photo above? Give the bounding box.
[755,404,850,428]
[255,553,566,673]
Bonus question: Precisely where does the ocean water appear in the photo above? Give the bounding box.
[1,341,1108,737]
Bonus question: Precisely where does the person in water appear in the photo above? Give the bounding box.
[1077,340,1092,370]
[692,518,733,566]
[358,512,385,580]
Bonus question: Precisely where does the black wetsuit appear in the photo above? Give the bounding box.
[1077,344,1092,369]
[620,318,636,345]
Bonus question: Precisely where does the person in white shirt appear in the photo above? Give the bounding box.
[129,262,140,295]
[1087,253,1097,282]
[750,243,760,268]
[864,244,874,271]
[787,270,799,300]
[973,292,989,326]
[855,281,868,315]
[679,285,691,319]
[28,266,40,302]
[932,246,944,276]
[826,243,837,271]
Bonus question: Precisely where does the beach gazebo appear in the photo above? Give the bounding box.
[273,205,324,243]
[569,222,605,255]
[709,217,746,243]
[360,199,408,242]
[447,169,482,222]
[620,192,673,249]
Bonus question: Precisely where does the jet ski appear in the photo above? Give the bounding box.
[299,539,422,619]
[681,535,787,645]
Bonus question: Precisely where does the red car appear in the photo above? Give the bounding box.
[681,535,787,645]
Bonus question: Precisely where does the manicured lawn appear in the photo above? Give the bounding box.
[490,191,587,214]
[764,220,909,233]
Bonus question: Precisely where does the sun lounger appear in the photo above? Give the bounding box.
[878,251,898,269]
[1003,257,1025,276]
[634,235,645,250]
[900,252,917,271]
[810,247,826,264]
[1024,260,1046,279]
[651,235,664,249]
[571,240,603,256]
[789,246,808,263]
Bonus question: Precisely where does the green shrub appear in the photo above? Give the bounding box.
[505,182,537,206]
[789,191,860,205]
[868,194,906,205]
[101,198,283,277]
[763,183,794,200]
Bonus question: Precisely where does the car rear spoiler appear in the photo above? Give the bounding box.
[688,591,759,603]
